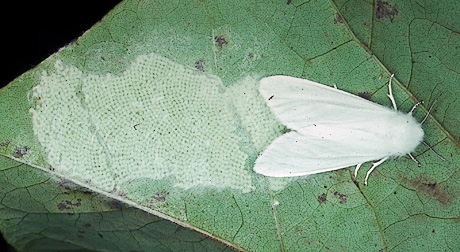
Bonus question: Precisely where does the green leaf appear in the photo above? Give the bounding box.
[1,0,459,251]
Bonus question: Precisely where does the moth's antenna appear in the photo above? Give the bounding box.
[413,95,446,162]
[422,141,447,161]
[421,96,440,124]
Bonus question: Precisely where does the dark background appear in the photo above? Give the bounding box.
[0,1,121,250]
[1,1,121,87]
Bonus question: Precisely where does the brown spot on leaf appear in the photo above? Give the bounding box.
[195,59,205,72]
[318,193,327,203]
[215,35,228,49]
[58,202,70,210]
[0,140,10,148]
[152,191,169,202]
[351,177,360,187]
[428,182,436,190]
[111,202,123,210]
[58,199,81,210]
[334,13,344,24]
[403,175,453,206]
[358,92,372,101]
[376,0,398,22]
[58,179,72,190]
[82,190,92,195]
[13,146,29,158]
[333,191,348,204]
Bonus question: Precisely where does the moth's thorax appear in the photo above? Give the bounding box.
[383,111,424,156]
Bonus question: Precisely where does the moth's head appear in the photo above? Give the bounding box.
[389,112,424,156]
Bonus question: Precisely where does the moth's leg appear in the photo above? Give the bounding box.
[354,163,362,178]
[410,101,423,113]
[387,74,397,110]
[421,98,439,124]
[408,153,421,167]
[364,157,389,185]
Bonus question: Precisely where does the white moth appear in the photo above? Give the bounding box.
[254,75,424,185]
